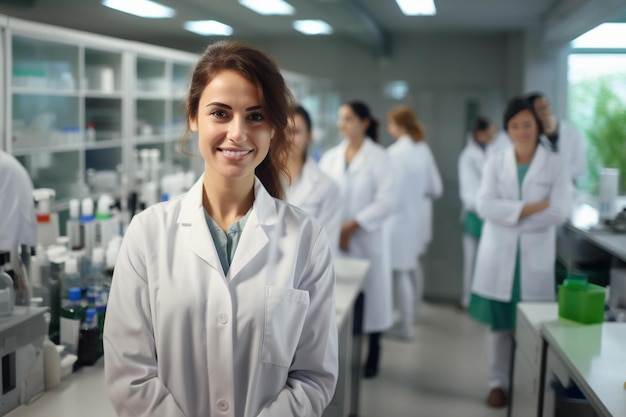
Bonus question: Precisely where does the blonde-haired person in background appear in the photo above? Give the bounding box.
[385,105,442,339]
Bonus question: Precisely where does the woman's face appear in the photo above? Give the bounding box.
[474,125,496,145]
[190,69,273,182]
[507,109,538,149]
[387,119,403,140]
[289,113,311,159]
[337,105,367,140]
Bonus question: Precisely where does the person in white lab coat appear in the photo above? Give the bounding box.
[468,97,572,408]
[527,92,588,182]
[385,105,442,339]
[457,117,511,309]
[319,100,394,378]
[0,149,37,251]
[284,105,341,252]
[104,41,338,417]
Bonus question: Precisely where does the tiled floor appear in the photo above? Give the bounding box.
[359,303,508,417]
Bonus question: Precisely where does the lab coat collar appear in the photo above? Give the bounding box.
[502,141,549,199]
[341,137,375,173]
[177,175,275,281]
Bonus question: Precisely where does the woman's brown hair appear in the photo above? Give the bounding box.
[181,40,294,199]
[387,105,425,142]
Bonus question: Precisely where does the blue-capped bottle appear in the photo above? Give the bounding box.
[60,287,85,355]
[77,308,100,367]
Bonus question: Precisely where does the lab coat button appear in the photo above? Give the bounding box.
[217,399,229,411]
[217,313,228,324]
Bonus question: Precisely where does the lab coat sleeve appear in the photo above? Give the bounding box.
[458,151,480,212]
[425,146,443,200]
[103,218,187,417]
[317,179,342,254]
[354,152,395,232]
[519,160,572,232]
[257,228,338,417]
[476,154,524,226]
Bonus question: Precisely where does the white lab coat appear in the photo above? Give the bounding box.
[319,138,394,333]
[387,136,441,269]
[285,157,341,253]
[104,176,338,417]
[458,132,511,215]
[409,140,443,254]
[541,120,588,181]
[472,144,572,302]
[0,150,36,250]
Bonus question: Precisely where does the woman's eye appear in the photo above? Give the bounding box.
[210,110,228,119]
[248,112,264,122]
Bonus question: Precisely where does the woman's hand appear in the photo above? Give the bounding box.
[339,220,360,252]
[520,200,550,219]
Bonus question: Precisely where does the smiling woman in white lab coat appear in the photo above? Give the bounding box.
[284,105,341,251]
[468,97,572,408]
[319,101,394,379]
[385,105,442,339]
[457,117,510,309]
[104,41,338,417]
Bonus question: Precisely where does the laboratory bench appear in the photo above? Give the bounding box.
[511,302,626,417]
[5,257,368,417]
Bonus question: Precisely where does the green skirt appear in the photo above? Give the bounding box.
[463,211,483,238]
[468,249,521,331]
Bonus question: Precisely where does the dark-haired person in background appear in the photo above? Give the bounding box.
[527,92,587,183]
[457,116,510,310]
[468,98,572,408]
[284,105,341,252]
[319,100,395,378]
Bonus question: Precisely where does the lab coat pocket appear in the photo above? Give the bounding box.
[262,286,310,367]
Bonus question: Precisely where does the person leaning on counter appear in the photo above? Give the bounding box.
[103,40,338,417]
[468,97,572,408]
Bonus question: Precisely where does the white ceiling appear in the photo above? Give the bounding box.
[0,0,624,55]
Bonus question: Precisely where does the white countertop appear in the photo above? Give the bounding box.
[542,321,626,417]
[567,197,626,262]
[7,257,368,417]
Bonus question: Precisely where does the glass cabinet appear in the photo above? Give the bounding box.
[3,17,199,209]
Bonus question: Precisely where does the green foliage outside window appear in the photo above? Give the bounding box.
[570,74,626,194]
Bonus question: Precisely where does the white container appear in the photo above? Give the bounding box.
[0,270,15,317]
[599,168,619,222]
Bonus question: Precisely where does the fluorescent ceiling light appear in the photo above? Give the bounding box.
[395,0,437,16]
[184,20,233,36]
[239,0,295,15]
[102,0,175,18]
[293,20,333,35]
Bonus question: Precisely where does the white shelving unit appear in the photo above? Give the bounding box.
[2,15,199,211]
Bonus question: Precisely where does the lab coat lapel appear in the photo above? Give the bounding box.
[228,178,275,281]
[177,176,223,274]
[523,143,548,191]
[347,138,371,174]
[503,147,520,200]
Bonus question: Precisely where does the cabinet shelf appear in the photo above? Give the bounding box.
[12,88,79,96]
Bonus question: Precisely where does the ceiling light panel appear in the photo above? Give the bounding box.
[184,20,233,36]
[239,0,295,15]
[101,0,175,18]
[395,0,437,16]
[293,20,333,35]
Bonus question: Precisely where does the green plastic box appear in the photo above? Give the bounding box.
[558,273,606,324]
